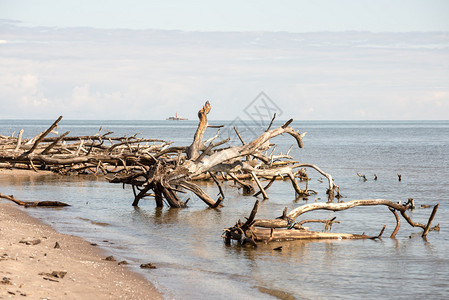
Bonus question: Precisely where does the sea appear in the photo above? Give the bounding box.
[1,119,448,300]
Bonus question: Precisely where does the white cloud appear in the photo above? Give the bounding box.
[71,84,92,106]
[432,91,449,100]
[0,72,51,114]
[0,25,448,120]
[20,74,39,90]
[355,109,367,118]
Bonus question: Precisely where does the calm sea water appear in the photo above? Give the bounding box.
[1,120,448,299]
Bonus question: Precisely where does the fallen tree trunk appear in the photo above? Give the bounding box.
[223,199,440,246]
[249,227,376,242]
[0,193,70,207]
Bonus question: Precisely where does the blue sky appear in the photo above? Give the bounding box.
[0,1,448,120]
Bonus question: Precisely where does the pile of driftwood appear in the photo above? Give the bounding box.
[0,102,440,244]
[109,101,339,208]
[0,115,171,175]
[0,103,335,209]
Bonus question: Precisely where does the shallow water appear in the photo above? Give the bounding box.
[1,120,448,299]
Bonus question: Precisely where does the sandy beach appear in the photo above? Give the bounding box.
[0,199,162,299]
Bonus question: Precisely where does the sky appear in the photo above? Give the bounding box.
[0,0,449,120]
[2,0,449,32]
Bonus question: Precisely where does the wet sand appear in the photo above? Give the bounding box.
[0,186,162,299]
[0,168,55,176]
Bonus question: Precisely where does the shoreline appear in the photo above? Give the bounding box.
[0,201,162,299]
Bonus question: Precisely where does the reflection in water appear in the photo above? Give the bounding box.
[77,217,111,226]
[256,286,298,300]
[133,206,183,225]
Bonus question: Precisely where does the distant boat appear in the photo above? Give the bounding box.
[166,112,188,120]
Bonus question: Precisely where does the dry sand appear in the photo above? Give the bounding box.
[0,201,162,299]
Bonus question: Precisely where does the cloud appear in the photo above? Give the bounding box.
[0,24,448,120]
[427,91,449,112]
[0,72,50,115]
[20,74,39,90]
[71,84,93,106]
[432,91,449,100]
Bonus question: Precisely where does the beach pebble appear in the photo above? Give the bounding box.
[50,271,67,279]
[140,263,156,269]
[1,277,12,284]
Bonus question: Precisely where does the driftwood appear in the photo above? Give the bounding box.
[0,103,336,208]
[223,199,440,246]
[0,116,171,175]
[1,99,437,250]
[108,101,338,208]
[0,193,70,207]
[0,103,441,248]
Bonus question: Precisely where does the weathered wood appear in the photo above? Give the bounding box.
[178,181,221,207]
[251,171,268,200]
[251,227,371,241]
[132,181,153,206]
[228,173,255,195]
[1,120,170,176]
[14,129,24,152]
[389,208,401,238]
[160,180,186,208]
[253,176,276,197]
[176,118,308,180]
[5,102,434,226]
[0,193,70,207]
[224,198,439,246]
[41,131,70,155]
[24,116,63,156]
[3,103,321,208]
[186,101,211,160]
[106,102,336,208]
[422,204,439,237]
[287,172,306,197]
[287,199,408,220]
